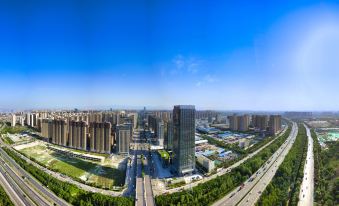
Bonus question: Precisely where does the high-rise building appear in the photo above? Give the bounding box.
[30,113,37,127]
[69,121,88,150]
[239,114,250,131]
[228,114,238,131]
[20,116,25,126]
[252,115,268,131]
[228,114,249,131]
[41,119,49,139]
[116,124,131,155]
[164,121,173,151]
[269,115,282,135]
[127,113,138,129]
[11,114,16,127]
[172,105,196,175]
[156,120,164,147]
[90,122,112,154]
[52,119,68,146]
[26,113,31,126]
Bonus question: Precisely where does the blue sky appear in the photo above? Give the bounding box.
[1,0,339,111]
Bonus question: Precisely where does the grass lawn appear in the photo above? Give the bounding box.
[0,125,29,134]
[19,145,125,188]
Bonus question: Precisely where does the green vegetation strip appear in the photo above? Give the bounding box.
[3,147,133,206]
[155,125,292,206]
[2,136,14,145]
[0,125,28,135]
[0,183,14,206]
[312,129,339,206]
[256,124,308,206]
[17,146,125,189]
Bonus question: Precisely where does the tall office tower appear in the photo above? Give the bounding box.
[239,114,250,131]
[164,121,173,151]
[11,114,16,127]
[269,115,282,135]
[52,119,68,146]
[252,115,268,131]
[172,105,196,175]
[26,113,31,126]
[116,124,131,155]
[228,114,239,131]
[90,122,112,154]
[156,120,165,147]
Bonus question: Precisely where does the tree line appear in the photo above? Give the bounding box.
[3,147,133,206]
[0,184,14,206]
[155,126,292,206]
[312,129,339,206]
[256,124,308,206]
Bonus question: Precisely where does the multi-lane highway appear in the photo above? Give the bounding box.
[0,164,30,206]
[0,147,70,206]
[134,131,155,206]
[213,122,298,206]
[298,124,314,206]
[135,147,145,206]
[0,152,50,206]
[143,154,155,206]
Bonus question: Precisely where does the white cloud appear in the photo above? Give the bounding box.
[170,55,202,75]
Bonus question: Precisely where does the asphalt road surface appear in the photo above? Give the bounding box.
[134,132,155,206]
[0,153,50,206]
[213,122,298,206]
[135,154,145,206]
[143,154,155,206]
[0,147,70,206]
[298,124,314,206]
[0,164,30,206]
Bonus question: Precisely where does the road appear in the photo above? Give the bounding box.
[123,132,138,197]
[134,131,155,206]
[161,125,288,195]
[298,124,314,206]
[0,164,30,206]
[135,149,145,206]
[143,154,155,206]
[0,147,70,206]
[213,122,298,206]
[0,153,50,206]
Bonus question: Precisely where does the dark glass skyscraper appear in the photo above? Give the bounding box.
[172,105,196,175]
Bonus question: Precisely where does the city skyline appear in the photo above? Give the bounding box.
[1,1,339,110]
